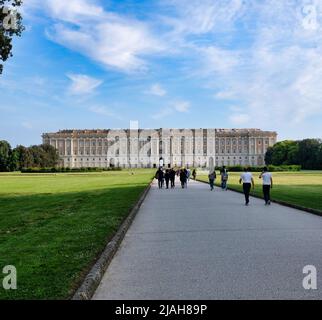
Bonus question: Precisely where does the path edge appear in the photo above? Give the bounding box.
[196,179,322,218]
[72,180,154,300]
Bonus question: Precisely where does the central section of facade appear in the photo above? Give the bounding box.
[42,128,277,168]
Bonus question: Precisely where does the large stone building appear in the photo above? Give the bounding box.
[42,128,277,168]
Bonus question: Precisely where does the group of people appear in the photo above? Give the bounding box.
[156,165,273,206]
[208,166,229,191]
[208,166,273,206]
[239,166,273,206]
[155,167,197,189]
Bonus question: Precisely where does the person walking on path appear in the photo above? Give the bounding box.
[259,167,273,205]
[220,166,229,191]
[164,169,171,189]
[192,169,197,180]
[239,168,255,205]
[170,168,176,188]
[155,167,164,189]
[180,168,188,189]
[208,170,217,191]
[186,168,191,182]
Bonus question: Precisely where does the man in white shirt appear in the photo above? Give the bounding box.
[239,168,255,205]
[259,167,273,205]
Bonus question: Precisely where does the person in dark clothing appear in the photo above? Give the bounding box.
[170,168,176,188]
[192,169,197,180]
[180,168,188,188]
[208,170,216,191]
[164,169,170,189]
[220,166,228,190]
[155,167,164,189]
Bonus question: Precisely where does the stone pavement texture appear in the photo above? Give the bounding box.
[93,179,322,300]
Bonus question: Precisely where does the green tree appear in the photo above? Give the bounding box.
[0,0,24,74]
[29,145,45,167]
[269,140,298,165]
[12,145,33,169]
[317,144,322,170]
[297,139,321,170]
[8,147,19,171]
[265,146,274,165]
[40,144,59,167]
[0,140,11,171]
[286,143,299,165]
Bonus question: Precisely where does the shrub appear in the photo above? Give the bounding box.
[20,167,123,173]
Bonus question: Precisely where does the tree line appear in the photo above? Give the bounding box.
[0,140,59,172]
[265,139,322,170]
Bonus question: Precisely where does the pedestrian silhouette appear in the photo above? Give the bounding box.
[239,167,255,205]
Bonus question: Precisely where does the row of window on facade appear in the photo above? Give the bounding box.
[54,137,270,148]
[60,147,264,156]
[66,155,257,162]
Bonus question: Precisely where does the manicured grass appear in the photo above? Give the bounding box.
[198,171,322,211]
[0,170,154,300]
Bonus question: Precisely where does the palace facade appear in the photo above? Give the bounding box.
[42,128,277,168]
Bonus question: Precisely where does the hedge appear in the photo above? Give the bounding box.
[21,167,123,173]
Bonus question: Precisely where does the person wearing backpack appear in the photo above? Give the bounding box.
[220,166,228,191]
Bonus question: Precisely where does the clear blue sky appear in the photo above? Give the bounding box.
[1,0,322,147]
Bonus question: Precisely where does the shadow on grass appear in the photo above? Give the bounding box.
[0,184,148,300]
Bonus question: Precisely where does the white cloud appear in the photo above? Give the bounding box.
[19,0,322,136]
[89,105,120,119]
[146,83,167,97]
[152,100,190,119]
[197,1,322,128]
[163,0,244,35]
[172,100,190,112]
[215,91,237,100]
[27,0,165,73]
[152,107,173,120]
[229,114,250,125]
[199,46,241,74]
[67,74,103,95]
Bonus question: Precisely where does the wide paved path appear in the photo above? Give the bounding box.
[93,179,322,299]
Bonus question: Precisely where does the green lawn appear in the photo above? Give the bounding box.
[0,170,154,300]
[198,171,322,211]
